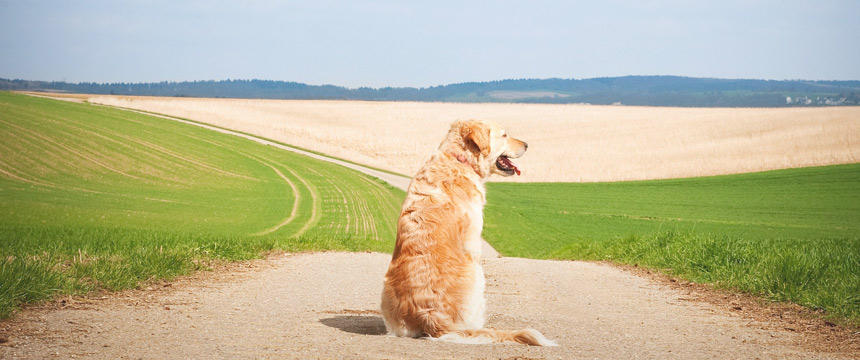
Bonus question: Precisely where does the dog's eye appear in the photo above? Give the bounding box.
[502,134,507,138]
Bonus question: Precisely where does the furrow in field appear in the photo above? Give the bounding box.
[343,179,373,239]
[38,115,197,185]
[0,118,144,181]
[301,167,348,236]
[48,109,255,181]
[330,178,351,234]
[0,161,62,190]
[0,157,184,204]
[105,124,260,182]
[19,114,192,187]
[0,129,75,178]
[356,188,376,240]
[107,131,254,181]
[356,174,400,215]
[0,140,58,182]
[353,174,399,239]
[0,156,162,200]
[0,120,96,177]
[322,170,354,235]
[365,199,378,240]
[0,118,207,203]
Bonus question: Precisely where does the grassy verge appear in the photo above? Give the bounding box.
[483,164,860,325]
[0,92,404,318]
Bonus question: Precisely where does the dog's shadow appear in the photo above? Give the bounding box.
[319,315,387,335]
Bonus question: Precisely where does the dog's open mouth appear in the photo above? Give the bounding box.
[495,155,520,175]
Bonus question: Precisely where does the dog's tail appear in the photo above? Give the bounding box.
[434,328,558,346]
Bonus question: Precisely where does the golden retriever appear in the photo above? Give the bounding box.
[380,119,556,346]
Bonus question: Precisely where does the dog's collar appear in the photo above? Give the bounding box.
[447,152,481,176]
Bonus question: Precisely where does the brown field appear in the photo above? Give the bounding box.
[55,94,860,182]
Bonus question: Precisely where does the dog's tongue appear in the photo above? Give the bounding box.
[500,157,521,175]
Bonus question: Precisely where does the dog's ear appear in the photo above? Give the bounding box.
[460,121,490,157]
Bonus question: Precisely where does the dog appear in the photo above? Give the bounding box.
[380,119,556,346]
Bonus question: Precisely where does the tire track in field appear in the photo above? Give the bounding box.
[322,170,358,236]
[75,101,498,257]
[120,105,377,241]
[0,135,69,180]
[117,134,257,181]
[305,166,355,237]
[0,157,181,204]
[335,170,375,239]
[1,116,238,204]
[342,178,374,240]
[0,118,145,181]
[319,169,352,235]
[95,109,259,180]
[0,161,64,190]
[189,134,370,240]
[250,161,301,236]
[190,134,382,240]
[8,113,212,188]
[281,164,321,238]
[96,128,254,181]
[354,188,376,240]
[0,117,144,181]
[0,129,108,183]
[39,111,255,181]
[353,173,400,237]
[37,115,198,186]
[356,174,400,214]
[318,167,374,239]
[186,136,316,238]
[351,174,400,240]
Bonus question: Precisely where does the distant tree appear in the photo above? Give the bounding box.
[1,76,858,107]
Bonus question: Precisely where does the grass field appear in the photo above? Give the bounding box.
[0,92,404,318]
[483,164,860,324]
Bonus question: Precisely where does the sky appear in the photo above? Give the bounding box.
[1,0,858,88]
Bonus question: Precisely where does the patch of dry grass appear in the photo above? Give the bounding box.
[79,95,860,182]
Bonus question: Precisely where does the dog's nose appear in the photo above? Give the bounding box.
[523,142,528,150]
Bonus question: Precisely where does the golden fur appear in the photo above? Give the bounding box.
[381,120,556,346]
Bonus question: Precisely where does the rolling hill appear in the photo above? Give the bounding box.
[483,165,860,323]
[0,92,404,318]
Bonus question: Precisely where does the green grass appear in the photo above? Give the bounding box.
[0,92,404,318]
[483,164,860,324]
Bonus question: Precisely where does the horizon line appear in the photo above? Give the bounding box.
[3,75,859,91]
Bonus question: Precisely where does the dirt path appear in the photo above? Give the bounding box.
[1,252,852,359]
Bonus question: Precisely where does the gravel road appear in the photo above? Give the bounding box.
[0,252,847,359]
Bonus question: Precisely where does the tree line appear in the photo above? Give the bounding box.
[2,76,858,107]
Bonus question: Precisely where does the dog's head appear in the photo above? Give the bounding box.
[441,120,528,178]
